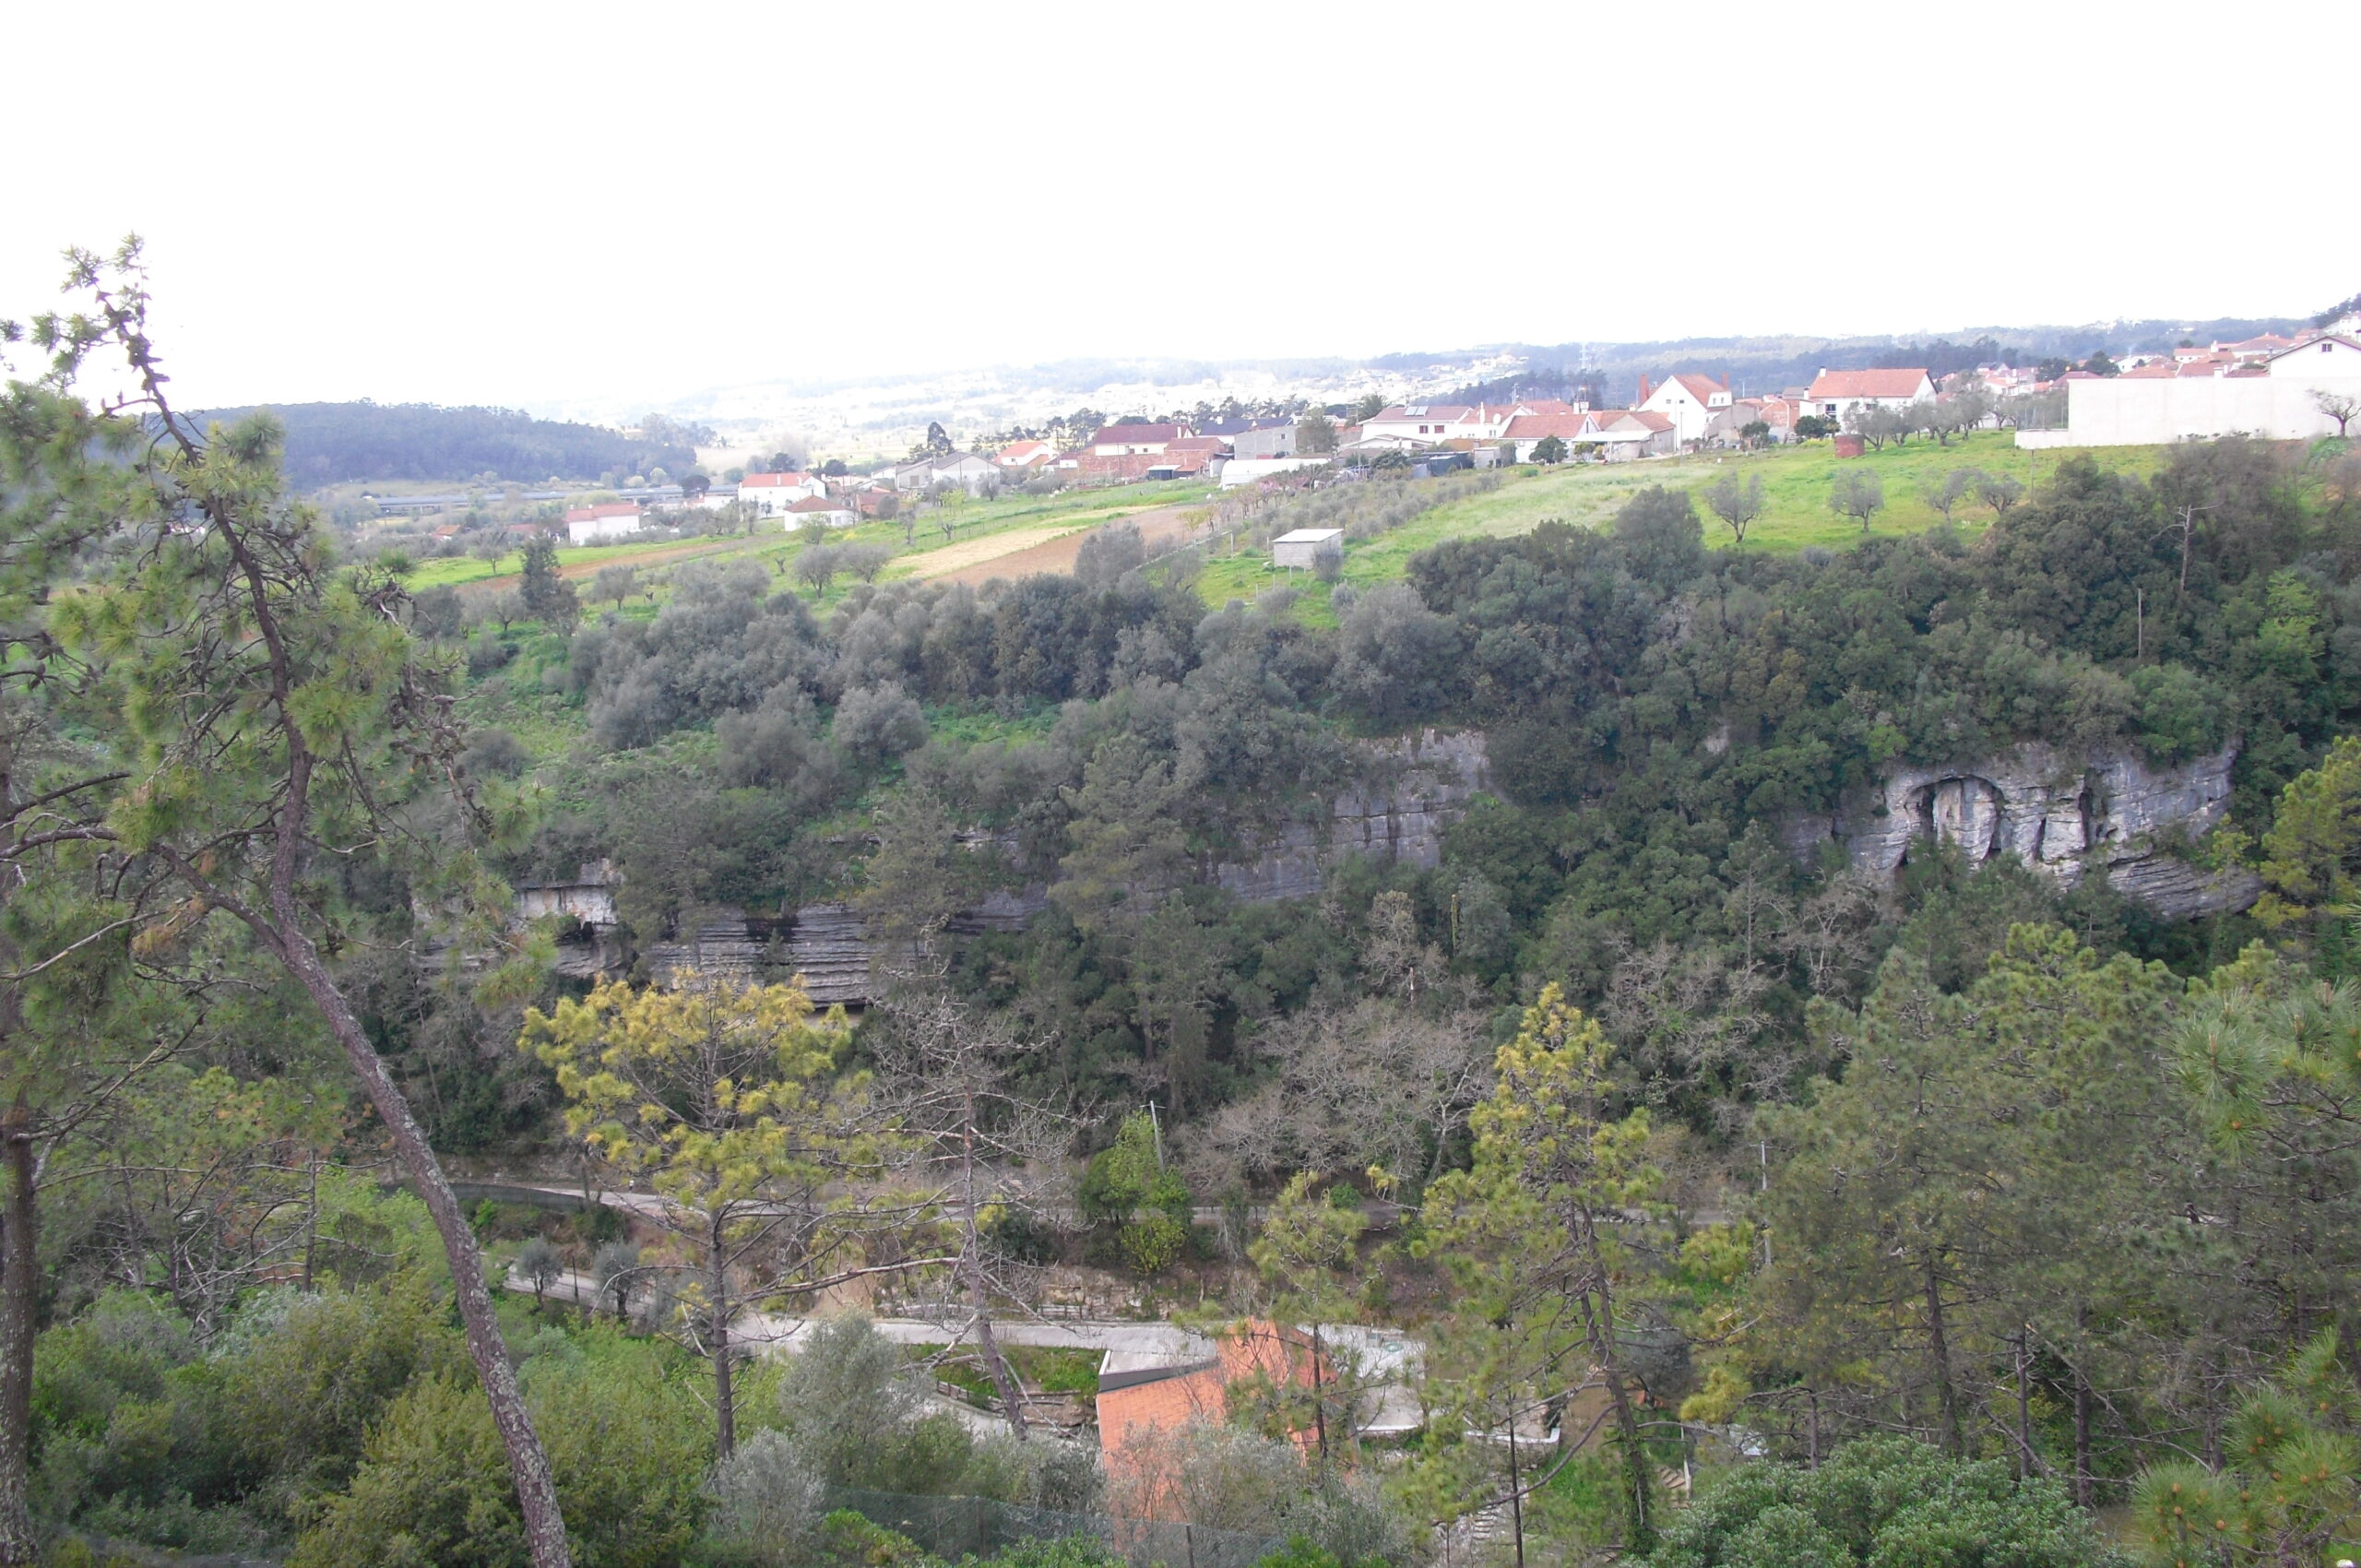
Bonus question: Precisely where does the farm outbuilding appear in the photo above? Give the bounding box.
[1272,528,1344,569]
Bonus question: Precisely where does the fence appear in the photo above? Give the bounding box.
[821,1487,1283,1568]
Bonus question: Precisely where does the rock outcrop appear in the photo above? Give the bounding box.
[1784,742,2258,920]
[1214,729,1491,902]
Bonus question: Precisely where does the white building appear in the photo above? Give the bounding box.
[2018,344,2361,448]
[564,503,643,544]
[1805,368,1935,422]
[1638,374,1734,445]
[1273,527,1344,568]
[739,471,826,518]
[1219,456,1327,488]
[1358,404,1470,443]
[2270,334,2361,378]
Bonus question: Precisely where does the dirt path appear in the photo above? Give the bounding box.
[924,503,1205,587]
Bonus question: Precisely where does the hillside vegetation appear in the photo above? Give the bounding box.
[17,268,2361,1568]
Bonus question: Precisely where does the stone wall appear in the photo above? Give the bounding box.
[1784,742,2258,920]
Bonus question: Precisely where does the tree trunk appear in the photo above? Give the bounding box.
[0,1097,39,1567]
[1921,1249,1963,1456]
[272,931,573,1568]
[2071,1308,2094,1510]
[959,1092,1026,1441]
[712,1215,736,1460]
[1575,1247,1653,1551]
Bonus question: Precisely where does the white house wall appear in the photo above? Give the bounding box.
[2025,374,2361,447]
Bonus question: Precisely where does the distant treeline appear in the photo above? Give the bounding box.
[188,401,696,486]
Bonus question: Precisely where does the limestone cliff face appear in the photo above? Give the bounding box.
[532,731,1492,1003]
[1213,728,1491,902]
[1784,742,2258,920]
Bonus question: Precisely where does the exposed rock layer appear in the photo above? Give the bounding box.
[1783,742,2257,920]
[529,732,2252,1003]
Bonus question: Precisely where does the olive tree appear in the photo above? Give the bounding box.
[1829,469,1885,531]
[1700,469,1766,545]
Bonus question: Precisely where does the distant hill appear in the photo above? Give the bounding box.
[187,402,695,487]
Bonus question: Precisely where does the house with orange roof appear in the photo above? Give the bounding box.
[1503,410,1593,461]
[1638,374,1734,445]
[994,440,1055,470]
[1578,409,1678,459]
[739,470,827,518]
[1806,368,1934,422]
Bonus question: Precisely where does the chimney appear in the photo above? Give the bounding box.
[1720,373,1730,390]
[1637,375,1653,404]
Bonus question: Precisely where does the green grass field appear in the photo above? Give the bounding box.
[1186,433,2169,613]
[396,478,1213,599]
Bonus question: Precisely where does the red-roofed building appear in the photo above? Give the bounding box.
[1806,368,1934,421]
[1504,411,1593,460]
[1157,436,1228,476]
[739,470,827,517]
[564,502,643,544]
[2215,334,2299,363]
[786,494,858,529]
[1639,373,1734,445]
[994,440,1055,470]
[1089,423,1188,457]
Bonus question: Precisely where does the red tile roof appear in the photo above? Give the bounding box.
[1091,423,1185,445]
[741,471,813,489]
[1504,412,1592,440]
[1806,368,1931,400]
[1659,374,1728,404]
[564,502,641,522]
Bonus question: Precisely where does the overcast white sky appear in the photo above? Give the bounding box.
[6,1,2350,412]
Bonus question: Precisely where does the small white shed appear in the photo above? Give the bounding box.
[1273,527,1344,569]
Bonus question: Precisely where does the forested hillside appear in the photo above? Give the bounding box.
[13,253,2361,1568]
[189,400,696,485]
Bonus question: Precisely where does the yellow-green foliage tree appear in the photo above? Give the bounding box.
[1418,984,1667,1553]
[1241,1171,1368,1473]
[522,972,896,1456]
[2255,733,2361,929]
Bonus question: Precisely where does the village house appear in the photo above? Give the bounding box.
[1579,409,1677,459]
[1638,374,1734,445]
[1358,403,1471,443]
[1227,419,1299,460]
[893,452,1001,494]
[1089,422,1188,457]
[786,494,857,529]
[2269,333,2361,376]
[1805,367,1935,423]
[1151,435,1228,478]
[1503,410,1592,461]
[993,439,1054,470]
[563,502,643,544]
[738,470,827,517]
